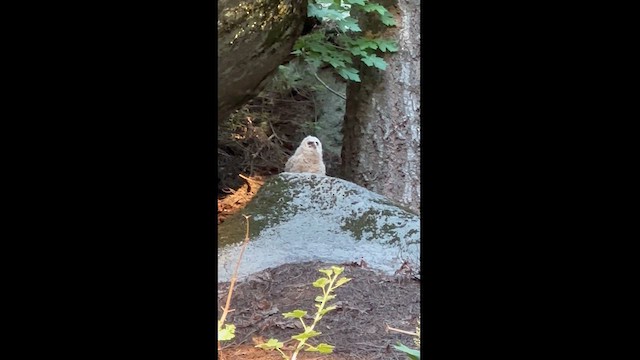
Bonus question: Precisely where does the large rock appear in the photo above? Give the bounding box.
[218,173,420,282]
[218,0,307,121]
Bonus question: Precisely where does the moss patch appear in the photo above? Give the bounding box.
[341,209,401,244]
[218,176,295,247]
[372,198,419,217]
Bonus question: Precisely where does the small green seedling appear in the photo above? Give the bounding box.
[218,320,236,342]
[255,266,351,360]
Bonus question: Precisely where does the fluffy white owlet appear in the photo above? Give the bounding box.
[284,135,326,175]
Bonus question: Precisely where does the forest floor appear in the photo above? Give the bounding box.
[218,261,420,360]
[218,174,265,225]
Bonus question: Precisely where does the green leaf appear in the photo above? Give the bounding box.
[283,310,307,319]
[338,17,362,32]
[349,47,367,56]
[336,35,356,46]
[305,342,335,353]
[324,56,345,69]
[255,338,284,350]
[318,268,334,277]
[319,305,337,316]
[305,345,319,352]
[362,3,387,15]
[344,0,365,5]
[293,38,305,51]
[330,266,344,275]
[375,39,399,52]
[361,53,387,70]
[316,343,335,354]
[315,294,335,303]
[328,2,348,11]
[218,324,235,341]
[338,67,361,82]
[292,330,321,341]
[394,343,421,360]
[308,44,326,54]
[309,5,345,21]
[334,277,351,288]
[380,12,396,26]
[355,38,378,50]
[313,277,329,288]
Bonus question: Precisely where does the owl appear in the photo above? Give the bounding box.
[284,135,326,175]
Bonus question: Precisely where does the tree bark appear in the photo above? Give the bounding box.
[340,0,421,214]
[218,0,307,122]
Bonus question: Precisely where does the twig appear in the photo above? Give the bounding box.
[218,148,232,157]
[268,120,284,144]
[328,42,351,52]
[238,174,253,193]
[221,187,236,194]
[313,72,346,100]
[385,323,419,337]
[218,215,253,353]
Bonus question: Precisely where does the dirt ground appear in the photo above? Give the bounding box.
[218,261,420,360]
[218,175,265,225]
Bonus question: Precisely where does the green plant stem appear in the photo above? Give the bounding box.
[276,348,289,360]
[290,274,338,360]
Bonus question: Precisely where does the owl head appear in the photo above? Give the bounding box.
[301,135,323,156]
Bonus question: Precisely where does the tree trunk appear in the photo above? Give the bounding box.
[218,0,307,122]
[340,0,421,214]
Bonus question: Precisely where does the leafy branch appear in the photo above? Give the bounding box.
[293,0,399,83]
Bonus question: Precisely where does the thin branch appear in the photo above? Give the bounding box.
[327,42,351,52]
[238,174,253,193]
[218,215,252,353]
[313,72,346,100]
[385,323,419,337]
[268,120,284,144]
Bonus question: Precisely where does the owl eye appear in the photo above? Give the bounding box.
[307,141,314,146]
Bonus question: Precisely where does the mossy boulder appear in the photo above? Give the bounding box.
[218,173,420,282]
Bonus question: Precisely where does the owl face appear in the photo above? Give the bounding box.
[302,136,322,155]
